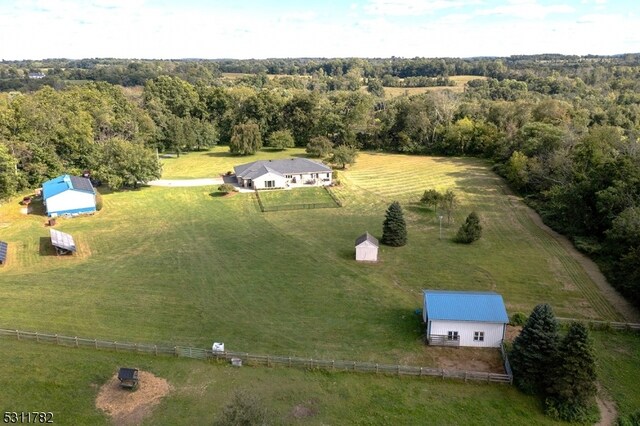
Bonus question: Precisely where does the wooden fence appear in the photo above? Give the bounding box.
[555,318,640,331]
[0,328,512,384]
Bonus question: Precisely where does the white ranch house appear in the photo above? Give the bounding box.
[233,158,333,190]
[422,290,509,348]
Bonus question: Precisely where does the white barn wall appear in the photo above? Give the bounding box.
[428,320,505,348]
[47,191,95,215]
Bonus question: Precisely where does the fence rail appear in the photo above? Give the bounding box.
[0,328,512,384]
[555,317,640,331]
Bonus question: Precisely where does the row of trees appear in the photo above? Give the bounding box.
[510,305,598,422]
[1,53,639,307]
[0,83,161,195]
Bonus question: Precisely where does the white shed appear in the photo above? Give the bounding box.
[422,290,509,348]
[355,232,379,262]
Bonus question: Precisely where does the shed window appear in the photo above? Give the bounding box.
[447,331,459,341]
[474,331,484,342]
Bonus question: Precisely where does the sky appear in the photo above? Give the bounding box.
[0,0,638,60]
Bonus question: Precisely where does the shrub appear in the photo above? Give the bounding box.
[510,312,528,326]
[455,212,482,243]
[95,192,103,211]
[213,390,270,426]
[218,184,237,194]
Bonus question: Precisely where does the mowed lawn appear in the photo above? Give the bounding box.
[0,338,561,425]
[0,149,623,367]
[258,187,337,209]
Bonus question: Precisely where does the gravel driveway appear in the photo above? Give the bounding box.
[147,178,224,187]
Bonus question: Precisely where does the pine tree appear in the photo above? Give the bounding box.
[545,322,598,422]
[455,211,482,243]
[381,201,407,247]
[509,304,560,394]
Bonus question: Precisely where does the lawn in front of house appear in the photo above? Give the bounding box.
[0,151,622,366]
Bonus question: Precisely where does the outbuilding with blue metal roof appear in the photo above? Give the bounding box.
[42,174,96,217]
[422,290,509,348]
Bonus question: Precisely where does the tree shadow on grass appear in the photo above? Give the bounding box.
[39,237,56,256]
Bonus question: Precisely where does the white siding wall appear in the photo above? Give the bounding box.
[428,320,505,348]
[253,173,286,189]
[47,191,95,215]
[355,243,378,261]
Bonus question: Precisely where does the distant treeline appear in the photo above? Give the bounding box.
[0,54,639,308]
[3,54,640,91]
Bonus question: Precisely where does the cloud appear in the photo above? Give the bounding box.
[478,1,574,20]
[364,0,480,16]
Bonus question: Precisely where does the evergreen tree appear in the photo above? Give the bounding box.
[509,304,559,394]
[381,201,407,247]
[545,322,598,422]
[455,211,482,243]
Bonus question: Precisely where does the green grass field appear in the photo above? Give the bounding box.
[1,330,637,424]
[0,147,636,423]
[0,338,560,425]
[258,187,338,210]
[0,149,622,360]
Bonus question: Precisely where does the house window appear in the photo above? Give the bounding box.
[326,173,330,178]
[447,331,459,341]
[264,180,275,188]
[312,173,318,178]
[474,332,484,342]
[285,175,292,179]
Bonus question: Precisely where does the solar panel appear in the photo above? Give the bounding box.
[49,229,76,252]
[0,241,7,264]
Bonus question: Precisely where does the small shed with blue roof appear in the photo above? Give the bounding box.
[42,174,96,217]
[422,290,509,348]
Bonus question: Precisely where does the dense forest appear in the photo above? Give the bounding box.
[0,55,639,308]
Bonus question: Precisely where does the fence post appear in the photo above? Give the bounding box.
[114,341,117,352]
[267,355,270,367]
[376,364,379,374]
[397,365,400,376]
[75,336,78,348]
[16,330,19,340]
[35,332,39,343]
[288,357,291,368]
[420,367,423,377]
[95,339,97,349]
[154,345,158,356]
[353,361,356,371]
[55,334,59,345]
[332,360,335,371]
[174,346,178,357]
[442,369,445,380]
[464,371,467,382]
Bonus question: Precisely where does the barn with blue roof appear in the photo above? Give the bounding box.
[422,290,509,348]
[42,174,96,217]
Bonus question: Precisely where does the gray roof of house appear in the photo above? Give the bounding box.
[234,158,332,180]
[355,232,379,247]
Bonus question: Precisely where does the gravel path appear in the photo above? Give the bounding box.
[147,178,224,187]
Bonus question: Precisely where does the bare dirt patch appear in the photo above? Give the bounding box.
[96,371,171,425]
[595,384,618,426]
[505,325,522,343]
[430,347,504,373]
[289,400,318,420]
